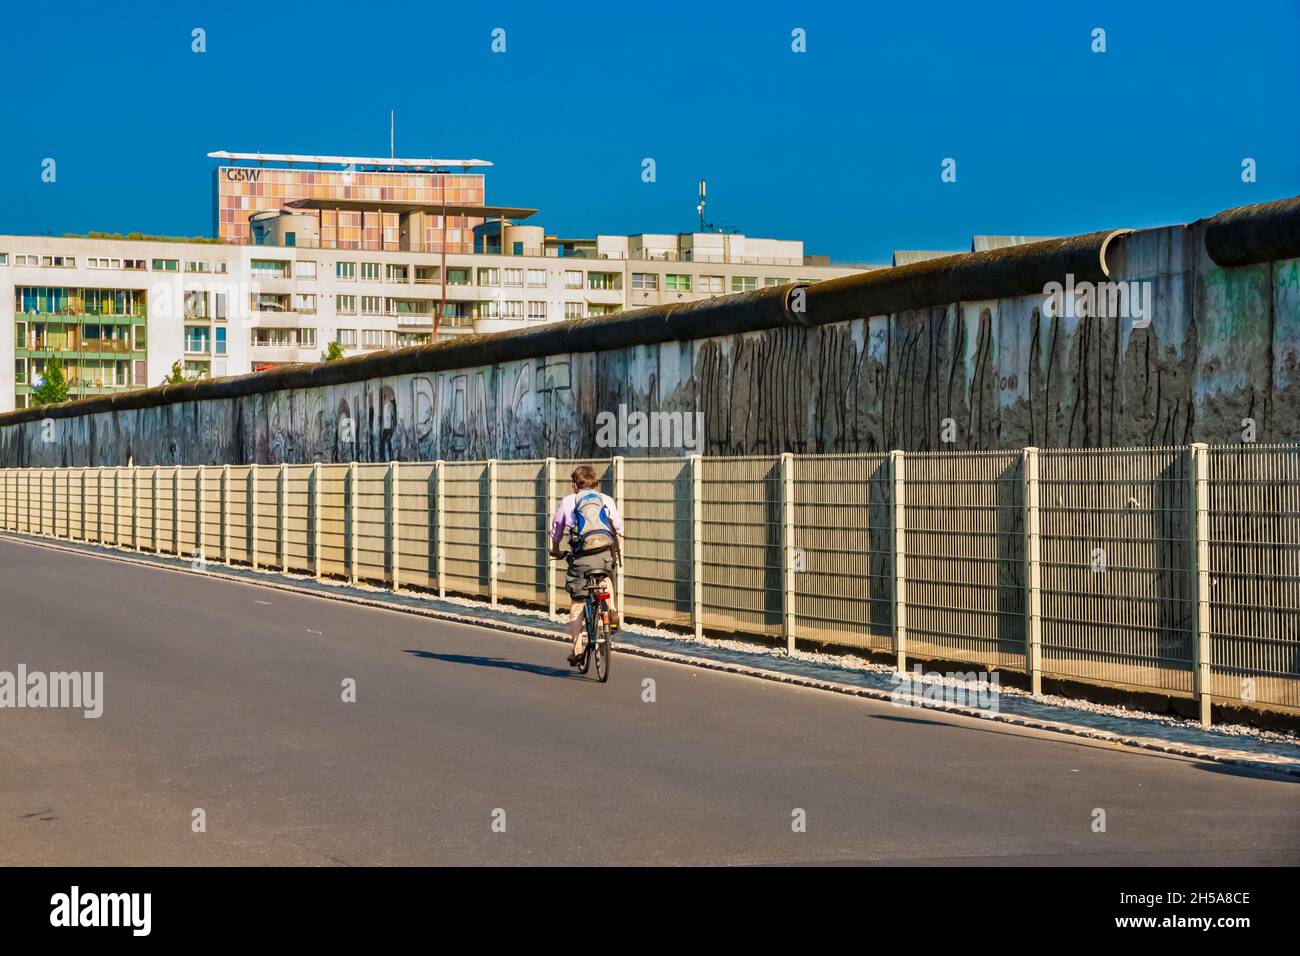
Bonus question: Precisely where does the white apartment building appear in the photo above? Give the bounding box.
[0,229,868,411]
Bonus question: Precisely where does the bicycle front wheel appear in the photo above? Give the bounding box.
[579,608,595,675]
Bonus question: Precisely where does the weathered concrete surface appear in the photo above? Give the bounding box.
[2,202,1297,466]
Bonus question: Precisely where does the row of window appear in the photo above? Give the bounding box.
[335,329,399,349]
[184,325,228,356]
[3,254,227,273]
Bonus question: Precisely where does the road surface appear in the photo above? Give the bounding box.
[1,537,1297,865]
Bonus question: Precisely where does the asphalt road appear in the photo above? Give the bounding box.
[0,537,1297,866]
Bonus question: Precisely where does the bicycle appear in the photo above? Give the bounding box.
[576,569,614,682]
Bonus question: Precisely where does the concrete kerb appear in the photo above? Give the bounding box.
[1,529,1297,779]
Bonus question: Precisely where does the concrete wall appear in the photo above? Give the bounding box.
[2,201,1297,467]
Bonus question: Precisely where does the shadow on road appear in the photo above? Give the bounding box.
[404,649,577,680]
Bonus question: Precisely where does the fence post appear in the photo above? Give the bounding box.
[388,461,401,592]
[780,452,796,655]
[170,467,179,555]
[278,462,288,571]
[487,459,499,606]
[890,450,908,673]
[691,454,704,640]
[221,464,230,564]
[1023,447,1043,696]
[80,469,87,540]
[612,455,626,626]
[311,462,322,580]
[195,467,205,564]
[115,468,122,546]
[149,467,158,551]
[1190,442,1213,727]
[545,458,557,618]
[248,467,258,570]
[130,467,139,548]
[435,460,446,598]
[346,462,357,584]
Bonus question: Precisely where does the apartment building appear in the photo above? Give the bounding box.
[0,152,870,411]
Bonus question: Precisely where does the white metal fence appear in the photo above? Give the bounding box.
[1,443,1297,724]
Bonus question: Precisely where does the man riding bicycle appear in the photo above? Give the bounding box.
[548,465,623,667]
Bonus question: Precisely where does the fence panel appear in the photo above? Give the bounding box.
[201,466,222,557]
[177,467,200,559]
[496,460,548,606]
[317,464,348,577]
[793,453,894,653]
[1206,444,1300,709]
[252,466,278,566]
[699,457,782,638]
[1038,447,1192,694]
[225,466,251,564]
[352,463,387,583]
[905,451,1026,669]
[622,457,693,628]
[443,462,489,599]
[284,465,313,573]
[395,463,436,590]
[154,467,175,553]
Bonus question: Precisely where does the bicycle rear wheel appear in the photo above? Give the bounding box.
[594,616,612,683]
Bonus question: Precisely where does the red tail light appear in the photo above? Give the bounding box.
[596,592,611,601]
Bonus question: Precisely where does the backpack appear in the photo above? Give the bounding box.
[569,491,617,554]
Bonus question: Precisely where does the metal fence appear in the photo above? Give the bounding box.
[1,443,1297,724]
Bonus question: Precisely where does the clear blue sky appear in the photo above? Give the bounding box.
[1,0,1296,263]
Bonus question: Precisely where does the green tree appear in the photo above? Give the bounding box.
[31,357,70,406]
[162,360,185,385]
[324,341,345,362]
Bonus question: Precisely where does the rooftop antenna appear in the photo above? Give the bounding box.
[389,110,395,159]
[696,180,707,232]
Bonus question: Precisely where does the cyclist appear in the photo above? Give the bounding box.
[548,465,623,667]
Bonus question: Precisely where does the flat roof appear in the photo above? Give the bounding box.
[209,150,491,169]
[285,198,536,219]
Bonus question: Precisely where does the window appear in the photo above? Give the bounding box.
[0,253,7,265]
[213,292,227,322]
[526,268,546,287]
[477,268,499,286]
[215,327,227,356]
[588,305,615,316]
[563,270,583,289]
[564,302,583,319]
[294,261,318,279]
[731,276,757,292]
[796,278,817,284]
[42,255,75,268]
[631,272,658,291]
[184,291,209,319]
[123,259,146,271]
[337,329,357,347]
[87,257,122,270]
[337,294,357,315]
[336,261,356,281]
[361,329,393,349]
[764,277,790,287]
[360,262,381,281]
[698,275,724,293]
[133,325,148,351]
[502,300,524,318]
[478,301,498,319]
[504,268,523,287]
[414,265,439,284]
[446,268,471,286]
[152,259,179,272]
[15,254,40,266]
[361,296,383,315]
[588,272,617,290]
[665,274,692,291]
[386,264,409,282]
[527,301,546,320]
[186,261,224,274]
[184,326,211,353]
[293,293,317,313]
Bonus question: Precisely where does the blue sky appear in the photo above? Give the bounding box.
[1,0,1296,263]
